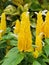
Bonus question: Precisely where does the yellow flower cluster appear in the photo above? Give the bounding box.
[33,12,43,58]
[14,11,49,58]
[18,12,32,52]
[14,12,32,52]
[33,11,49,58]
[0,12,6,40]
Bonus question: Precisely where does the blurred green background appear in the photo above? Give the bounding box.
[0,0,49,15]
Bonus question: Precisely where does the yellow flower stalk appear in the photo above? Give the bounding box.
[33,35,42,58]
[33,50,39,58]
[1,12,6,33]
[14,20,20,34]
[33,12,43,58]
[36,11,43,35]
[44,11,49,38]
[18,12,32,52]
[35,35,42,52]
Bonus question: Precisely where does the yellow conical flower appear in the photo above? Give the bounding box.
[33,12,43,58]
[1,12,6,33]
[33,50,39,58]
[18,12,32,52]
[35,35,42,52]
[44,11,49,38]
[36,11,43,35]
[14,20,20,34]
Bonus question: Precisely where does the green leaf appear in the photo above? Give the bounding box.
[6,27,11,33]
[44,45,49,56]
[4,5,18,15]
[37,57,47,65]
[30,0,42,11]
[33,61,41,65]
[2,34,15,40]
[45,38,49,45]
[43,59,49,63]
[24,0,31,3]
[2,47,24,65]
[9,40,18,46]
[0,40,7,48]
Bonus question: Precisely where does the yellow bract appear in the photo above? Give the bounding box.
[33,34,42,58]
[0,12,6,40]
[18,12,32,52]
[1,12,6,33]
[44,11,49,38]
[36,12,43,52]
[14,20,20,34]
[36,11,43,36]
[35,35,42,52]
[33,50,39,58]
